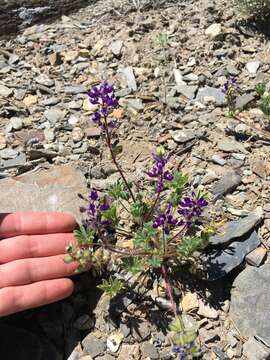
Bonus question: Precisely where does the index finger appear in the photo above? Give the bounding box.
[0,212,76,239]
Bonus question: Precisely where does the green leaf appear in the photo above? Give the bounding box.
[130,201,148,219]
[102,205,118,226]
[133,222,157,250]
[74,225,95,246]
[169,316,184,333]
[172,330,197,346]
[147,255,162,268]
[167,172,188,207]
[260,95,270,117]
[97,276,124,297]
[121,257,144,274]
[109,181,130,201]
[255,82,266,97]
[177,234,208,258]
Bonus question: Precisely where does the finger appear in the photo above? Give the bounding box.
[0,212,76,239]
[0,278,74,317]
[0,255,81,288]
[0,233,76,264]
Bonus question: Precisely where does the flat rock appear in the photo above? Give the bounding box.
[246,61,260,75]
[217,139,247,153]
[0,84,13,97]
[65,85,87,94]
[82,334,106,358]
[230,263,270,346]
[0,152,26,170]
[196,86,225,105]
[141,342,159,359]
[243,337,270,360]
[0,165,88,221]
[119,98,143,112]
[44,107,65,123]
[245,247,267,267]
[235,93,255,109]
[171,129,195,143]
[36,74,54,87]
[0,148,18,159]
[205,23,222,39]
[176,83,198,99]
[209,207,264,246]
[205,231,261,281]
[211,171,241,197]
[110,40,123,56]
[117,66,137,91]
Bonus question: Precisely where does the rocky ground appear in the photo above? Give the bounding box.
[1,0,270,359]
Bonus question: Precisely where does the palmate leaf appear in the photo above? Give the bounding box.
[172,330,197,347]
[130,200,148,219]
[167,172,188,207]
[169,316,184,333]
[121,257,144,274]
[74,225,95,246]
[97,276,124,298]
[109,181,130,201]
[177,234,208,258]
[147,255,162,268]
[133,222,157,250]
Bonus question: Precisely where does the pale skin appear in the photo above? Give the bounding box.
[0,212,83,317]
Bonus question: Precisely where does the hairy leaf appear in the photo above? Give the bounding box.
[97,276,124,297]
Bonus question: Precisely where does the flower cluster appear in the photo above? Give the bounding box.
[153,202,178,234]
[81,190,110,229]
[153,193,208,234]
[222,77,240,117]
[148,152,174,192]
[222,76,238,94]
[87,82,118,128]
[172,346,187,360]
[178,193,208,224]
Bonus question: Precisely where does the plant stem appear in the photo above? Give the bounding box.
[161,264,177,317]
[103,116,136,203]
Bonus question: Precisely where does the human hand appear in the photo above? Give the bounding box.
[0,212,80,317]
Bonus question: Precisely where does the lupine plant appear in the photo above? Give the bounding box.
[255,82,270,119]
[65,82,215,359]
[222,77,240,117]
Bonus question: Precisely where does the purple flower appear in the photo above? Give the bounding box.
[148,152,173,192]
[222,76,238,94]
[87,82,118,128]
[84,190,111,230]
[172,345,187,359]
[178,193,208,224]
[153,202,178,234]
[90,190,99,201]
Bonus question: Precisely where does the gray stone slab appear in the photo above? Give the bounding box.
[0,165,88,221]
[230,263,270,346]
[209,207,263,246]
[204,231,261,281]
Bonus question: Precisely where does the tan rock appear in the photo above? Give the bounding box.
[198,300,219,319]
[63,50,79,62]
[181,292,199,312]
[0,133,7,149]
[23,95,38,107]
[246,247,267,267]
[118,344,141,360]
